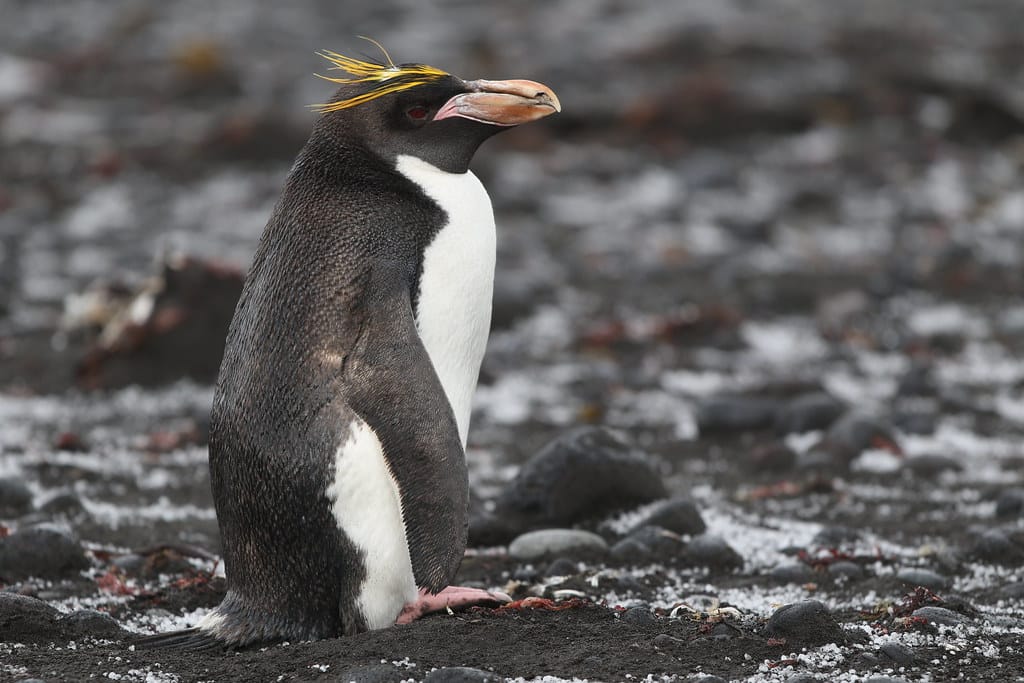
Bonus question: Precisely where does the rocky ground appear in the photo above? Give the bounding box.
[2,1,1024,681]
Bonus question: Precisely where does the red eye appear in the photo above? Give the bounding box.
[407,106,429,120]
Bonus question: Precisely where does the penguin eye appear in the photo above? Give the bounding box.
[406,106,429,121]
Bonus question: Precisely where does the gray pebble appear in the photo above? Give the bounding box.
[784,675,818,683]
[911,606,966,626]
[60,609,126,640]
[970,529,1024,566]
[508,529,607,560]
[774,392,844,434]
[901,454,960,477]
[338,665,410,683]
[652,633,679,648]
[812,525,861,547]
[692,676,727,683]
[423,667,501,683]
[621,606,656,626]
[696,395,777,433]
[544,557,578,577]
[896,568,949,591]
[827,561,864,580]
[0,525,90,580]
[624,525,683,555]
[768,563,816,584]
[995,489,1024,518]
[822,411,900,462]
[630,497,706,536]
[37,493,88,520]
[475,427,666,545]
[683,534,743,571]
[865,677,909,683]
[764,599,846,645]
[0,478,33,517]
[0,593,62,643]
[880,641,918,666]
[996,581,1024,600]
[609,537,651,562]
[112,554,147,576]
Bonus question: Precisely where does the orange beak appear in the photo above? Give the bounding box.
[433,79,561,126]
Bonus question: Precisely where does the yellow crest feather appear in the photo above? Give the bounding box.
[310,44,451,114]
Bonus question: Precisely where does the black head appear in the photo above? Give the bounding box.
[311,53,560,173]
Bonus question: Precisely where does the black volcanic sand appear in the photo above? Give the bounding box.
[3,1,1024,682]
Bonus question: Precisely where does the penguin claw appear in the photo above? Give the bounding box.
[395,586,512,625]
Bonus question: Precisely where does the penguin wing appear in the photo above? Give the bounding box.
[343,260,469,593]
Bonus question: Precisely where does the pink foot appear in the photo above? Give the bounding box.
[395,586,512,625]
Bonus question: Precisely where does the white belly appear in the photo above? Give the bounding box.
[396,154,496,446]
[325,157,495,630]
[327,419,418,629]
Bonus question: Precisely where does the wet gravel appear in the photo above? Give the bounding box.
[2,0,1024,682]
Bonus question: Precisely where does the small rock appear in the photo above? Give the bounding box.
[423,667,502,683]
[911,606,966,626]
[785,675,819,683]
[620,525,683,558]
[652,633,679,648]
[880,641,918,666]
[691,676,726,683]
[696,396,777,433]
[682,534,743,571]
[0,478,33,517]
[609,537,651,562]
[970,530,1024,566]
[996,582,1024,600]
[827,561,864,580]
[844,626,871,644]
[620,606,656,626]
[0,593,62,643]
[544,557,578,577]
[0,525,90,580]
[774,392,844,434]
[111,554,147,577]
[475,427,667,545]
[821,411,901,461]
[508,529,608,560]
[338,664,410,683]
[764,600,846,646]
[897,361,937,396]
[892,410,938,436]
[896,568,950,591]
[865,677,908,683]
[768,563,816,584]
[902,454,961,477]
[749,442,798,472]
[813,525,861,547]
[60,609,126,640]
[37,493,88,519]
[995,489,1024,518]
[630,498,706,536]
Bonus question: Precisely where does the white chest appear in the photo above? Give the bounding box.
[396,154,496,447]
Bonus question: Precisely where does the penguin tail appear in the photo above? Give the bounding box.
[131,627,225,651]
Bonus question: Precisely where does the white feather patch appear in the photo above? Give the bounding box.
[396,154,496,446]
[326,419,417,629]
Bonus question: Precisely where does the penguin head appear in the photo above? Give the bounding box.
[312,51,560,173]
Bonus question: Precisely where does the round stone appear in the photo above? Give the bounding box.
[911,606,966,626]
[896,568,950,591]
[764,600,846,645]
[508,529,608,560]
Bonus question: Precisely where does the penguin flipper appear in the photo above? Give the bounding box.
[344,262,469,594]
[131,627,225,651]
